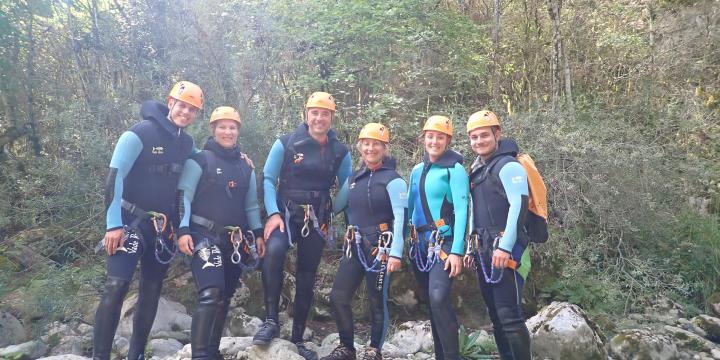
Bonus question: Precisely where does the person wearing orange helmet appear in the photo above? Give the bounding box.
[464,110,531,360]
[92,81,204,360]
[175,106,264,360]
[407,115,469,360]
[320,123,407,360]
[253,92,352,360]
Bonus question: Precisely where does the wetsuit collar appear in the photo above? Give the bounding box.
[423,149,464,168]
[470,138,519,172]
[203,136,241,160]
[140,100,184,138]
[355,156,397,178]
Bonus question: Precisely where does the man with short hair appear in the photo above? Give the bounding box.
[465,110,532,360]
[93,81,204,360]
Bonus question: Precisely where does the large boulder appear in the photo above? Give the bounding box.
[0,340,50,359]
[663,325,720,356]
[608,328,679,360]
[0,312,26,348]
[116,295,192,341]
[246,338,305,359]
[387,321,434,355]
[526,301,607,360]
[225,308,263,337]
[148,338,183,358]
[37,356,90,360]
[692,315,720,343]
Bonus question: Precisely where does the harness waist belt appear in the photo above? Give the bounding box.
[121,199,151,220]
[279,189,330,204]
[416,216,454,233]
[191,214,245,234]
[356,222,391,237]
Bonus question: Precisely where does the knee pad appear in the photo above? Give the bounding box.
[198,287,223,307]
[103,277,130,303]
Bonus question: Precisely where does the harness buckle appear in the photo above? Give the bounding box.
[226,226,243,265]
[301,205,312,237]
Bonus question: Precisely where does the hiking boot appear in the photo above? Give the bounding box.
[319,343,356,360]
[252,319,279,345]
[295,342,318,360]
[359,347,381,360]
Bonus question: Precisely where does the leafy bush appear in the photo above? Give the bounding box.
[459,325,497,360]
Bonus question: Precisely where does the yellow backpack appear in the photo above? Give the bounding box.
[516,153,549,243]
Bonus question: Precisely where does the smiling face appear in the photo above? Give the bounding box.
[167,98,199,128]
[212,119,240,149]
[468,126,500,161]
[305,107,333,139]
[423,130,450,161]
[359,138,387,166]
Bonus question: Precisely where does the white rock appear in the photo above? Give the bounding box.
[0,340,49,359]
[317,333,361,358]
[219,336,253,356]
[526,301,607,360]
[0,311,26,347]
[392,289,418,307]
[609,328,679,360]
[116,295,192,340]
[75,323,93,337]
[711,348,720,360]
[37,355,91,360]
[280,319,313,341]
[48,335,89,356]
[225,308,264,337]
[148,338,183,358]
[113,336,129,354]
[246,338,304,359]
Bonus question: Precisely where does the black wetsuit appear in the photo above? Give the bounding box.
[94,100,193,360]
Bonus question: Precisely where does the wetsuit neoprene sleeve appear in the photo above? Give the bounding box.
[496,162,528,252]
[106,132,143,230]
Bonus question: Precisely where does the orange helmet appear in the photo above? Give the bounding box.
[305,92,336,112]
[358,123,390,143]
[168,81,204,109]
[423,115,453,137]
[209,106,241,125]
[466,110,500,133]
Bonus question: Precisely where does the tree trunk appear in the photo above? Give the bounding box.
[492,0,502,103]
[24,6,42,156]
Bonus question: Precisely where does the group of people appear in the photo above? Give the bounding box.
[92,81,532,360]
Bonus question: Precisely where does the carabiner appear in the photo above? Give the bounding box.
[343,226,355,259]
[301,205,311,237]
[226,226,243,265]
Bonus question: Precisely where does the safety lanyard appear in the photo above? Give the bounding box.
[150,211,176,265]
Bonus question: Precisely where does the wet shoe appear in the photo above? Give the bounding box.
[252,319,279,345]
[360,347,381,360]
[295,342,319,360]
[319,343,356,360]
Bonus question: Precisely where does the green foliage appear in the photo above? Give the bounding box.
[459,325,497,360]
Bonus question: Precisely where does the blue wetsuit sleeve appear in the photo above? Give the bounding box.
[336,152,352,190]
[333,178,349,216]
[497,162,529,252]
[407,167,418,226]
[387,178,409,258]
[449,163,470,255]
[177,159,202,230]
[245,169,263,237]
[263,139,285,216]
[106,131,143,230]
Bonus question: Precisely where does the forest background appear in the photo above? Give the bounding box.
[0,0,719,335]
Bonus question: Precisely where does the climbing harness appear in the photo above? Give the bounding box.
[226,226,259,271]
[150,211,176,265]
[467,232,518,284]
[343,225,393,290]
[409,225,444,273]
[281,202,335,248]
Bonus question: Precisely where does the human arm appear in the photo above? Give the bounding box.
[387,177,408,272]
[448,163,470,255]
[244,169,265,256]
[263,140,286,238]
[176,158,202,255]
[496,162,529,252]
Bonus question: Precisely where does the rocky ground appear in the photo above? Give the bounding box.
[2,257,720,359]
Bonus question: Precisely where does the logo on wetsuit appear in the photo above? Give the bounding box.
[293,153,304,164]
[152,147,164,155]
[198,245,223,269]
[117,231,140,254]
